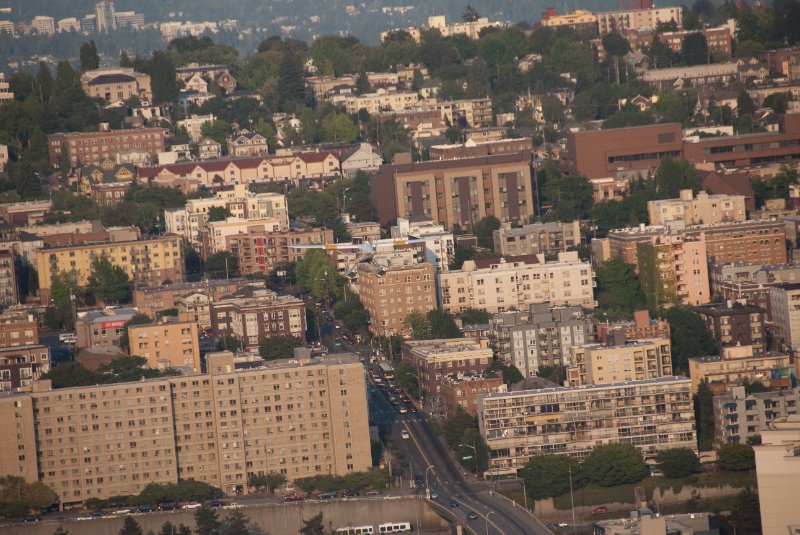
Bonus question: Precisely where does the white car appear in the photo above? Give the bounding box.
[223,502,242,509]
[182,502,202,510]
[401,430,410,440]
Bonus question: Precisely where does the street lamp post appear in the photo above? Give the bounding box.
[458,442,479,477]
[568,466,577,535]
[485,511,496,535]
[424,465,434,499]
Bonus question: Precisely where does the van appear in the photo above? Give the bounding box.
[59,333,77,343]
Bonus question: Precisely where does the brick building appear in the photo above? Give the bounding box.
[76,307,139,349]
[0,310,39,347]
[691,300,767,355]
[594,310,670,344]
[47,126,166,168]
[133,278,260,321]
[0,345,50,391]
[438,371,505,418]
[226,227,334,276]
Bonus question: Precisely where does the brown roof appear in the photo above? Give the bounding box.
[700,170,755,211]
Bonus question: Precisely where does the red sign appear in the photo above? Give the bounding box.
[101,320,129,329]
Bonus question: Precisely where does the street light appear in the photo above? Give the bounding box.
[485,511,496,535]
[458,442,479,477]
[568,466,577,535]
[424,465,435,499]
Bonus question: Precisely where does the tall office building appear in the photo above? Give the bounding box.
[95,1,116,33]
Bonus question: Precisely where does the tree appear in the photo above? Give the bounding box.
[395,361,420,398]
[194,506,221,535]
[40,362,102,388]
[98,355,170,382]
[147,50,179,104]
[717,443,755,471]
[258,335,303,360]
[664,307,717,374]
[0,476,57,518]
[460,308,490,325]
[333,298,370,334]
[247,471,286,493]
[207,206,231,222]
[443,406,477,449]
[48,269,81,329]
[355,70,371,95]
[223,510,252,535]
[204,252,238,279]
[488,359,525,385]
[278,52,306,108]
[321,111,358,143]
[727,489,762,535]
[654,157,701,200]
[120,517,144,535]
[656,448,701,478]
[463,4,480,22]
[602,32,631,58]
[201,120,229,147]
[457,427,490,474]
[595,259,646,317]
[87,257,132,304]
[80,41,100,71]
[404,309,461,340]
[295,249,339,304]
[681,33,709,66]
[695,379,715,451]
[472,216,501,249]
[299,513,325,535]
[583,444,646,486]
[521,454,583,500]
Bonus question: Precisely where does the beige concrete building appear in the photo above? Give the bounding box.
[440,251,595,315]
[596,6,683,34]
[713,385,800,447]
[201,217,285,258]
[478,376,696,474]
[688,345,794,394]
[128,318,201,371]
[492,221,581,257]
[647,190,747,226]
[380,15,504,43]
[36,235,184,301]
[755,416,800,535]
[133,279,260,324]
[331,90,434,115]
[0,353,371,503]
[769,283,800,351]
[80,68,153,103]
[637,232,710,309]
[540,9,597,29]
[357,253,437,336]
[571,338,673,385]
[0,72,13,104]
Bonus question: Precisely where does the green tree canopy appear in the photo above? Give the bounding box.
[207,206,231,222]
[404,309,462,340]
[0,476,57,518]
[681,32,709,66]
[295,249,340,304]
[583,443,646,486]
[521,454,583,500]
[87,257,132,304]
[258,335,304,360]
[200,120,229,147]
[119,516,143,535]
[194,505,221,535]
[472,216,501,249]
[299,513,325,535]
[395,361,420,398]
[79,41,100,71]
[595,259,646,318]
[460,308,490,325]
[717,442,755,471]
[654,157,701,200]
[664,307,717,374]
[655,447,701,478]
[204,252,239,280]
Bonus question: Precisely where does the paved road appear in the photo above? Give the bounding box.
[367,373,552,535]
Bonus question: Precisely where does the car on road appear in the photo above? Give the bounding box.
[113,508,131,515]
[467,511,478,520]
[284,493,307,502]
[137,506,154,513]
[449,500,459,507]
[182,502,202,510]
[592,506,608,514]
[208,501,223,508]
[319,491,337,499]
[398,406,408,414]
[344,490,358,497]
[364,490,382,496]
[223,502,242,509]
[401,430,410,439]
[429,490,439,499]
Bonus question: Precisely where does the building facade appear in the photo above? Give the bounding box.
[133,279,259,321]
[128,318,201,371]
[489,304,592,377]
[370,152,535,229]
[571,338,673,385]
[713,385,800,447]
[0,353,371,503]
[478,376,696,474]
[0,249,17,307]
[492,221,581,258]
[0,345,50,391]
[769,283,800,351]
[81,68,152,103]
[0,310,39,348]
[688,345,793,394]
[48,127,165,168]
[440,252,595,315]
[691,301,767,356]
[647,190,747,226]
[594,310,670,344]
[438,372,505,418]
[76,307,139,349]
[596,6,683,34]
[225,227,334,276]
[755,416,800,535]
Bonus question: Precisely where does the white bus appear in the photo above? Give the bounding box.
[378,522,412,533]
[335,527,374,535]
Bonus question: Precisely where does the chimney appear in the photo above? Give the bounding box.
[99,122,110,132]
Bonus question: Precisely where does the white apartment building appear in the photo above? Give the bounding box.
[478,376,696,474]
[0,72,11,104]
[31,16,55,35]
[163,184,288,245]
[380,15,504,43]
[391,217,455,273]
[331,90,434,115]
[177,114,215,143]
[440,251,595,314]
[647,190,747,226]
[203,217,284,256]
[769,283,800,351]
[755,416,800,535]
[596,6,683,34]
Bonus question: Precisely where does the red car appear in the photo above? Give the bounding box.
[592,506,608,514]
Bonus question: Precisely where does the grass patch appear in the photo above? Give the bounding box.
[553,483,638,509]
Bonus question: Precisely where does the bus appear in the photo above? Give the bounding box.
[379,362,394,380]
[335,527,374,535]
[378,522,412,533]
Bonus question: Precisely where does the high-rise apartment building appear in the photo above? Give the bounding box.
[478,376,696,474]
[95,1,116,33]
[637,232,710,308]
[357,254,437,336]
[35,235,184,301]
[370,152,535,229]
[0,353,371,503]
[489,304,592,376]
[440,251,595,315]
[571,338,673,385]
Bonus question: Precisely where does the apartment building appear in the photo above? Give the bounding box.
[769,283,800,351]
[659,23,734,58]
[357,254,437,336]
[438,371,505,418]
[36,236,184,301]
[691,300,766,356]
[371,152,533,229]
[210,287,306,352]
[163,185,288,245]
[0,199,52,225]
[177,114,215,143]
[489,303,592,377]
[401,338,494,408]
[478,376,696,474]
[200,217,286,258]
[133,279,259,321]
[389,217,456,273]
[331,90,432,115]
[429,138,533,161]
[0,310,38,347]
[688,345,793,394]
[492,221,581,257]
[128,318,200,371]
[647,190,747,226]
[227,132,269,157]
[713,385,800,448]
[0,248,17,307]
[637,232,710,309]
[0,345,50,391]
[595,310,670,344]
[710,262,800,296]
[440,252,595,315]
[48,127,166,168]
[347,221,381,243]
[0,72,13,104]
[755,416,800,535]
[571,338,673,385]
[380,15,503,42]
[540,9,597,31]
[31,16,55,35]
[0,352,371,503]
[81,68,153,103]
[596,6,683,34]
[225,227,334,276]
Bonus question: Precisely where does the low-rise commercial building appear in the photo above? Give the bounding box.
[0,345,50,391]
[0,352,371,503]
[440,252,595,315]
[594,512,717,535]
[127,318,201,371]
[647,190,747,226]
[357,254,437,336]
[478,376,696,474]
[691,300,767,356]
[492,221,581,257]
[210,287,306,352]
[571,338,673,385]
[76,307,140,349]
[713,385,800,447]
[688,345,793,394]
[755,416,800,535]
[489,304,592,377]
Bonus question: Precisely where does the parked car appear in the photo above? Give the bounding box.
[182,502,202,510]
[592,506,608,514]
